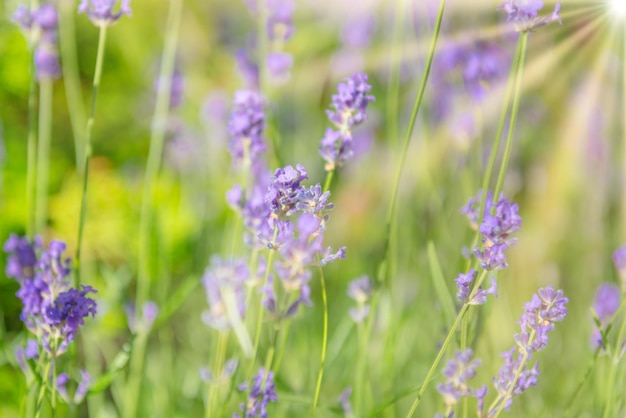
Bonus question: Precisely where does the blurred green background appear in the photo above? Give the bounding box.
[0,0,624,417]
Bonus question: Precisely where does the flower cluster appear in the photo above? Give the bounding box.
[265,0,295,81]
[486,286,568,413]
[201,256,249,331]
[498,0,561,32]
[436,349,482,414]
[227,90,267,168]
[319,73,375,171]
[78,0,132,26]
[13,3,61,80]
[464,191,522,271]
[590,283,620,349]
[455,269,497,305]
[4,235,98,356]
[347,275,374,322]
[236,368,278,418]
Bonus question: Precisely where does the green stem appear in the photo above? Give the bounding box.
[137,0,183,307]
[322,169,334,193]
[602,309,626,418]
[492,32,528,203]
[74,24,108,288]
[354,321,367,418]
[476,37,522,221]
[385,0,406,149]
[206,332,229,418]
[246,226,279,381]
[26,62,38,239]
[35,356,51,418]
[126,1,183,416]
[490,333,534,418]
[310,266,329,417]
[379,0,446,286]
[405,270,488,417]
[58,0,87,169]
[35,78,53,235]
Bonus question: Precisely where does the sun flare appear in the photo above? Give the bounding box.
[608,0,626,17]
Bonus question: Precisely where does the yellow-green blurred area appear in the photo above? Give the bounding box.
[0,0,625,416]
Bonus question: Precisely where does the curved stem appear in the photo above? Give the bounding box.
[310,266,329,417]
[74,23,108,288]
[379,0,446,286]
[35,78,53,235]
[492,32,528,203]
[490,336,533,418]
[206,332,229,418]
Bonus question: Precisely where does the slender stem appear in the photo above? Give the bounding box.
[379,0,446,285]
[354,321,367,418]
[492,32,528,203]
[206,332,229,418]
[137,0,183,306]
[35,78,53,235]
[385,0,405,150]
[126,2,183,416]
[490,335,533,418]
[58,0,87,169]
[602,309,626,418]
[35,356,51,418]
[26,64,38,239]
[310,266,329,417]
[322,169,334,193]
[74,24,108,288]
[406,270,488,417]
[477,36,522,221]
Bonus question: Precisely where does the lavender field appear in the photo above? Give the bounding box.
[0,0,625,417]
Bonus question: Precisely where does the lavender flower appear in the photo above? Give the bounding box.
[462,41,510,102]
[455,269,498,305]
[490,287,568,413]
[338,388,354,417]
[266,52,293,82]
[347,275,373,322]
[320,73,374,170]
[266,0,295,42]
[78,0,132,26]
[326,72,374,134]
[591,283,620,348]
[4,236,98,359]
[498,0,561,32]
[436,349,482,409]
[613,245,626,288]
[235,49,260,90]
[236,368,278,418]
[45,285,98,346]
[57,370,92,404]
[228,90,266,168]
[125,300,159,334]
[201,256,249,330]
[265,164,308,218]
[465,192,522,271]
[12,3,62,80]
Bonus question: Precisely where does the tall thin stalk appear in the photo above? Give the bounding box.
[126,0,184,416]
[35,79,53,235]
[74,23,108,288]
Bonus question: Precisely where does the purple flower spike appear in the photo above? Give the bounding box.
[320,73,374,170]
[498,0,561,32]
[266,52,293,82]
[78,0,132,26]
[436,349,482,408]
[4,234,39,281]
[591,283,620,348]
[265,164,308,218]
[455,269,498,305]
[490,287,568,414]
[347,276,374,322]
[326,72,374,133]
[228,90,266,167]
[237,368,278,418]
[201,256,249,331]
[45,285,98,344]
